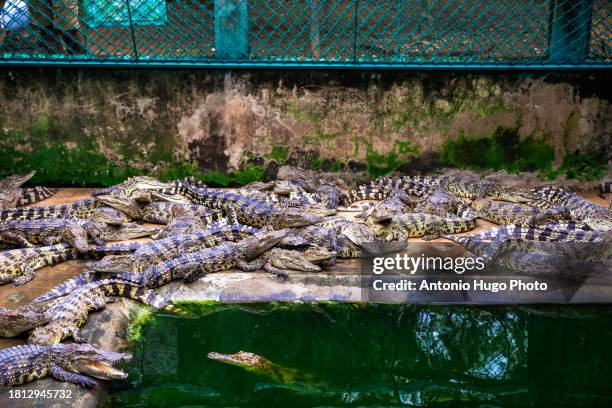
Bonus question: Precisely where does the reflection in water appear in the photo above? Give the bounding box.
[111,304,612,407]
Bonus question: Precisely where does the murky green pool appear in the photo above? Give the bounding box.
[110,304,612,407]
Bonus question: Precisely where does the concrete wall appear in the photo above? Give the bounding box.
[0,68,610,185]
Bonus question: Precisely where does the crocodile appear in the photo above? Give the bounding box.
[396,175,537,203]
[259,247,336,275]
[470,198,568,225]
[0,219,105,252]
[32,224,261,303]
[377,212,477,241]
[358,195,412,223]
[150,207,215,240]
[340,179,428,207]
[0,196,139,223]
[532,186,612,231]
[444,222,605,243]
[208,351,318,386]
[443,234,606,276]
[141,229,291,287]
[90,221,161,242]
[0,198,103,222]
[0,343,131,388]
[5,279,186,345]
[169,184,323,229]
[1,278,181,339]
[141,201,225,225]
[318,216,409,255]
[0,171,37,209]
[0,242,138,287]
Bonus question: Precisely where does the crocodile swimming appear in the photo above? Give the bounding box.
[208,351,318,386]
[166,183,324,229]
[0,343,131,388]
[0,242,139,287]
[141,229,291,287]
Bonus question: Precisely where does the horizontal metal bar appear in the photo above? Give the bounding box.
[0,59,609,70]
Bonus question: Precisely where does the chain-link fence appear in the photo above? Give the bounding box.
[0,0,609,67]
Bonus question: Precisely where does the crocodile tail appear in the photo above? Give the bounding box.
[31,272,97,303]
[102,280,190,316]
[31,270,139,304]
[598,181,612,198]
[0,201,81,221]
[340,186,389,205]
[18,186,58,206]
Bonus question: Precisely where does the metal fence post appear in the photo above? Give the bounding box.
[125,0,139,60]
[214,0,249,60]
[549,0,594,62]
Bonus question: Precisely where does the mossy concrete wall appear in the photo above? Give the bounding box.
[0,69,609,186]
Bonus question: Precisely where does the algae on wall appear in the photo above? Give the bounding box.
[0,69,609,185]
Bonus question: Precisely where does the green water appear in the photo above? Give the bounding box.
[110,304,612,407]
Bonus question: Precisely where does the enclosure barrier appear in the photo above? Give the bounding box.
[0,0,609,68]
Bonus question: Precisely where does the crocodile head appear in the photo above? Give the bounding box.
[268,248,322,272]
[208,351,270,370]
[302,246,337,262]
[95,194,142,220]
[368,197,407,223]
[0,305,48,337]
[273,180,305,194]
[270,209,324,229]
[90,255,136,273]
[51,343,132,381]
[241,229,292,258]
[91,207,131,225]
[339,222,376,246]
[470,198,492,212]
[491,187,538,203]
[122,176,173,197]
[0,170,36,189]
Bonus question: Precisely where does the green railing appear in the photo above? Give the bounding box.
[0,0,609,68]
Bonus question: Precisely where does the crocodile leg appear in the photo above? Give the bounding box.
[50,364,97,388]
[69,327,88,344]
[0,231,34,247]
[237,259,266,272]
[43,236,62,246]
[263,263,289,279]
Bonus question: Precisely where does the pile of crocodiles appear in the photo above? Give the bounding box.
[0,169,610,389]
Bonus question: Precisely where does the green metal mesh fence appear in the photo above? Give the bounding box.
[0,0,609,68]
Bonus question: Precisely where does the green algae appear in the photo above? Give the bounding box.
[440,127,555,174]
[268,146,289,164]
[548,149,608,181]
[440,127,608,181]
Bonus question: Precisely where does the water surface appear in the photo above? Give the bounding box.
[111,304,612,407]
